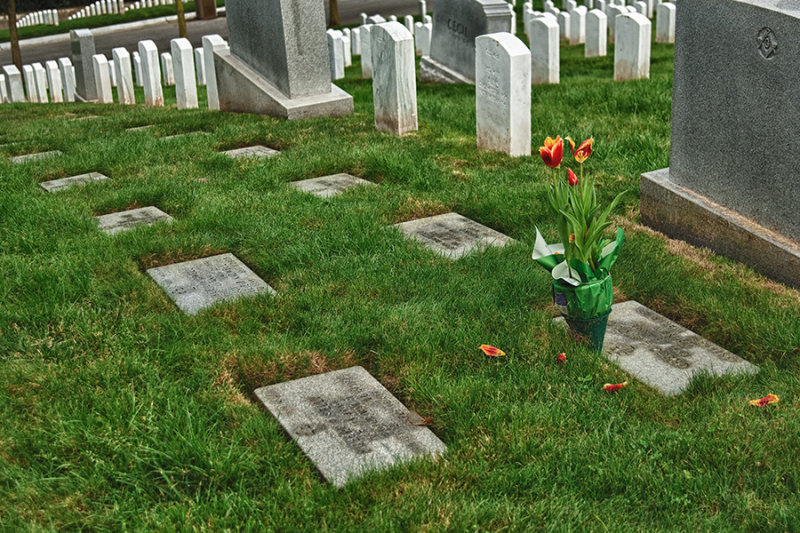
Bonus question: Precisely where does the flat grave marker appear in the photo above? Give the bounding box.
[559,300,758,396]
[40,172,109,192]
[254,366,447,488]
[11,150,63,164]
[221,145,279,159]
[147,253,275,315]
[290,173,375,198]
[95,206,172,235]
[159,131,208,141]
[394,212,515,259]
[125,125,153,132]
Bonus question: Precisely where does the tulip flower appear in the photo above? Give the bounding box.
[749,393,779,407]
[539,136,563,168]
[567,168,578,187]
[480,344,506,357]
[602,381,628,392]
[557,353,567,364]
[566,137,593,164]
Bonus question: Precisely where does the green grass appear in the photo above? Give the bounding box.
[0,0,225,43]
[1,30,799,532]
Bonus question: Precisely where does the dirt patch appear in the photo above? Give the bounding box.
[138,244,227,271]
[231,350,358,392]
[391,197,449,224]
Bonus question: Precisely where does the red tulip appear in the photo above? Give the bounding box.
[557,353,567,364]
[567,168,578,187]
[749,393,779,407]
[539,136,563,168]
[602,381,628,392]
[566,137,593,163]
[480,344,506,357]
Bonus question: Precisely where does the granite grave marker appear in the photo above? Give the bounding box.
[394,212,515,259]
[290,173,375,198]
[95,206,172,235]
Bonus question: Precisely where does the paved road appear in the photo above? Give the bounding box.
[1,0,434,65]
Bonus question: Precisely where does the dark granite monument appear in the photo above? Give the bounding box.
[641,0,800,288]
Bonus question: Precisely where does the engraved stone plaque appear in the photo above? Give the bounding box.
[254,366,447,488]
[394,212,515,259]
[221,145,280,159]
[599,301,758,396]
[95,206,172,235]
[290,173,375,198]
[40,172,109,192]
[147,253,275,315]
[11,150,63,164]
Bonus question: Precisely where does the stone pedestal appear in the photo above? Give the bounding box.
[215,0,353,119]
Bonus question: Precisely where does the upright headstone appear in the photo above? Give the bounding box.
[326,29,345,80]
[360,24,373,78]
[92,54,114,103]
[213,0,353,119]
[45,60,63,102]
[607,4,626,42]
[641,0,800,288]
[58,58,76,102]
[655,2,676,43]
[569,5,586,44]
[475,32,531,157]
[113,47,135,104]
[202,34,228,110]
[0,74,7,103]
[108,59,117,87]
[138,40,164,106]
[404,14,415,34]
[171,38,198,109]
[22,65,39,102]
[194,48,206,85]
[341,31,352,66]
[132,51,143,86]
[585,8,607,57]
[351,27,362,56]
[634,0,647,16]
[160,52,175,85]
[371,22,418,136]
[70,29,97,100]
[530,15,559,84]
[420,0,512,84]
[368,14,387,24]
[415,21,433,57]
[419,0,427,17]
[614,12,650,80]
[557,10,571,40]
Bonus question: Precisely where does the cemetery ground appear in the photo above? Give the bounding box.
[1,38,799,531]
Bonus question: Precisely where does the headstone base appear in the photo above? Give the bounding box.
[419,56,473,84]
[214,50,353,120]
[641,168,800,290]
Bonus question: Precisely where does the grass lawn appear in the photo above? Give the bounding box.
[1,22,799,532]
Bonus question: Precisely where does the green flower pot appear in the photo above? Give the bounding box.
[552,274,613,352]
[564,308,611,352]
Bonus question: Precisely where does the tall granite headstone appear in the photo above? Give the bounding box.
[213,0,353,119]
[70,29,97,101]
[641,0,800,288]
[420,0,512,84]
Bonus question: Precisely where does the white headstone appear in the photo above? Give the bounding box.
[360,12,368,25]
[585,8,607,57]
[417,22,432,56]
[171,38,198,109]
[655,2,675,43]
[371,22,418,136]
[351,27,362,56]
[58,58,76,102]
[476,32,531,157]
[614,12,650,80]
[5,65,26,103]
[132,51,143,86]
[634,0,647,16]
[326,29,345,80]
[529,15,559,84]
[194,48,206,85]
[342,33,352,67]
[404,14,415,35]
[568,5,586,44]
[112,47,135,104]
[606,4,627,43]
[202,34,227,110]
[32,63,49,103]
[557,11,571,40]
[414,22,424,54]
[160,52,175,85]
[138,40,164,106]
[108,59,117,87]
[419,0,427,17]
[92,54,114,103]
[45,60,63,102]
[0,74,7,103]
[22,65,37,102]
[360,25,373,79]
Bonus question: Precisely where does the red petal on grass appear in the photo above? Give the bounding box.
[602,381,628,392]
[557,353,567,364]
[749,393,779,407]
[479,344,506,357]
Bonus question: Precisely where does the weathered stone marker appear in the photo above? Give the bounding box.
[112,48,135,104]
[420,0,512,83]
[40,171,108,191]
[254,366,447,488]
[2,65,25,102]
[655,2,676,44]
[202,34,228,110]
[171,38,198,109]
[70,29,97,101]
[45,61,63,103]
[138,40,164,107]
[147,253,275,315]
[160,52,175,86]
[642,0,800,289]
[597,301,758,396]
[372,22,418,136]
[569,5,586,45]
[290,174,375,198]
[614,12,650,80]
[95,206,172,235]
[395,212,515,259]
[221,145,280,159]
[58,58,77,102]
[360,24,373,78]
[475,32,531,157]
[326,29,346,81]
[213,0,353,119]
[585,8,607,57]
[92,54,114,103]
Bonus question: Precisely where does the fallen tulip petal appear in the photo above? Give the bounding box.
[602,381,628,392]
[749,393,779,407]
[480,344,506,357]
[557,353,567,364]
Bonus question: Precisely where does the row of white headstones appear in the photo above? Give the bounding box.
[67,0,177,21]
[15,8,60,28]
